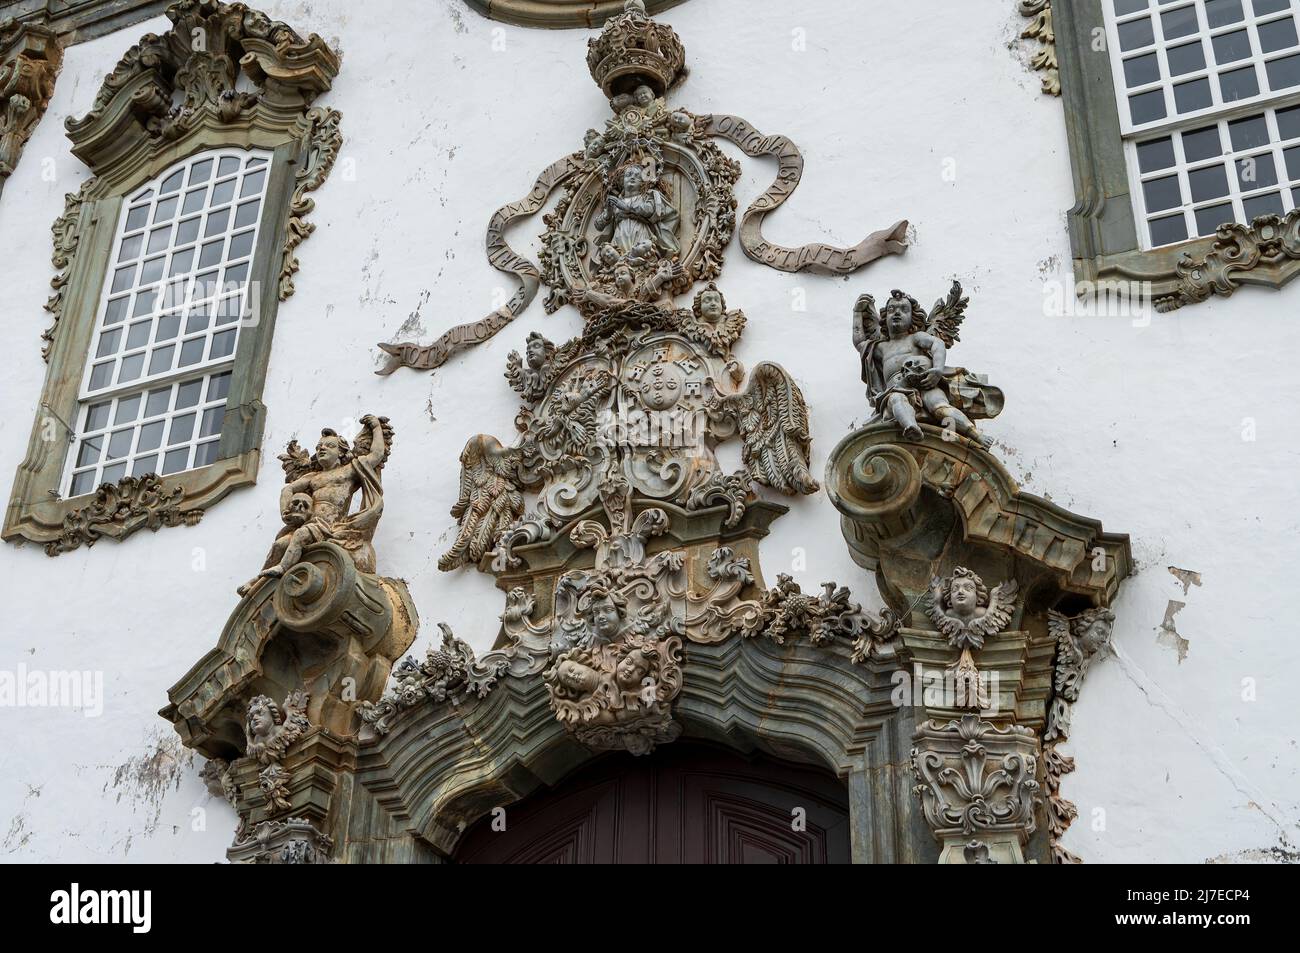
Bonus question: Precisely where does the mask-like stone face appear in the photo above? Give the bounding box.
[316,436,342,470]
[699,291,723,321]
[615,652,650,689]
[249,705,273,739]
[885,301,912,336]
[588,597,622,640]
[614,266,634,294]
[557,659,599,694]
[949,577,978,616]
[526,337,547,368]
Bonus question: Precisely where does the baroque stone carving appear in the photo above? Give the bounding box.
[377,0,906,374]
[1156,211,1300,312]
[1044,607,1115,864]
[228,815,332,864]
[926,567,1019,651]
[357,623,507,736]
[0,18,62,192]
[239,415,394,596]
[44,473,203,556]
[854,282,1003,446]
[911,714,1043,864]
[1018,1,1059,96]
[244,690,309,812]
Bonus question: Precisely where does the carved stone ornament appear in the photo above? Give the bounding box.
[43,473,203,556]
[1044,607,1115,864]
[377,0,907,375]
[1018,1,1059,96]
[0,17,63,192]
[1155,211,1300,312]
[827,277,1132,862]
[911,714,1043,864]
[162,415,417,862]
[228,815,333,865]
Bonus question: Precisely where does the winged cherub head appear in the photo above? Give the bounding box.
[941,567,988,619]
[579,582,628,644]
[693,282,725,322]
[245,695,282,746]
[524,331,554,370]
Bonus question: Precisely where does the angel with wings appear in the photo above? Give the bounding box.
[853,281,1003,446]
[925,567,1019,651]
[705,362,818,496]
[504,331,557,404]
[238,416,394,596]
[439,434,526,572]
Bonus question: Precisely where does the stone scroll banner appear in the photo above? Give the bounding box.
[375,155,583,374]
[700,114,908,275]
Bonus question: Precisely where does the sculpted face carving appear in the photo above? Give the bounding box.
[314,433,343,471]
[698,289,723,322]
[925,568,1018,651]
[556,658,600,694]
[247,697,277,743]
[583,590,625,644]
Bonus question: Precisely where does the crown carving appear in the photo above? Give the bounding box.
[586,0,686,99]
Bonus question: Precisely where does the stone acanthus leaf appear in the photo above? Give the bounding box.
[1018,0,1060,96]
[45,473,202,556]
[280,105,343,300]
[1157,211,1300,312]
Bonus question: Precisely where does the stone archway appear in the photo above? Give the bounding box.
[452,740,851,863]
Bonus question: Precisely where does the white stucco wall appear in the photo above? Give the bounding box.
[0,0,1296,863]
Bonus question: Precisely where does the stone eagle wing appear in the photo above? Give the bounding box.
[439,435,525,572]
[728,362,819,496]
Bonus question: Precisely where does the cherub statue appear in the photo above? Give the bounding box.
[244,690,310,765]
[925,567,1019,650]
[853,282,1002,446]
[439,434,526,571]
[593,162,680,258]
[504,331,556,403]
[678,282,746,357]
[1049,607,1114,704]
[238,416,394,595]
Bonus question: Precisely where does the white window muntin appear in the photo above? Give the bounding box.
[1127,102,1300,246]
[63,148,271,497]
[1105,0,1300,135]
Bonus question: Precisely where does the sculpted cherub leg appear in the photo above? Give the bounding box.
[887,392,923,441]
[923,390,993,447]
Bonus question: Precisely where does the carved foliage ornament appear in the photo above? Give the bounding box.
[1018,1,1059,96]
[377,0,906,375]
[45,474,202,556]
[1044,607,1115,864]
[1157,211,1300,312]
[244,690,310,813]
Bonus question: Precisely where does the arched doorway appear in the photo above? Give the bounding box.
[453,741,851,863]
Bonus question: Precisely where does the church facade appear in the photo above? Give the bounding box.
[0,0,1295,864]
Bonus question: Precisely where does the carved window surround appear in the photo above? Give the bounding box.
[1051,0,1300,310]
[3,0,341,556]
[464,0,688,29]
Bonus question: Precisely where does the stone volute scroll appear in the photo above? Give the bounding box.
[376,0,907,376]
[359,1,898,763]
[827,279,1133,864]
[0,17,63,199]
[161,415,417,863]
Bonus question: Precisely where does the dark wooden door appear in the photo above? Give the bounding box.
[453,742,850,863]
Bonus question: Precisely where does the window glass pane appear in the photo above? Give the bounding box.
[1120,17,1157,50]
[1138,136,1177,170]
[114,395,141,424]
[1189,163,1231,199]
[1242,190,1284,218]
[1284,144,1300,176]
[1205,0,1245,27]
[1167,40,1208,74]
[162,448,189,475]
[1220,65,1260,101]
[211,179,236,206]
[1237,152,1279,188]
[100,462,127,486]
[1265,53,1300,89]
[126,320,151,350]
[194,441,221,468]
[1195,201,1234,234]
[217,156,240,177]
[1115,0,1149,15]
[118,353,145,383]
[132,455,158,476]
[160,169,184,195]
[76,436,102,468]
[145,388,171,418]
[1259,17,1298,53]
[1253,0,1290,14]
[1149,213,1190,245]
[1229,114,1270,149]
[1143,174,1184,210]
[96,329,121,358]
[1161,6,1200,39]
[85,402,111,432]
[104,298,128,326]
[176,380,203,408]
[117,234,142,262]
[147,345,174,376]
[106,428,133,460]
[124,206,148,231]
[188,158,213,184]
[1174,76,1214,111]
[152,196,178,223]
[1212,29,1251,64]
